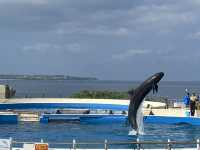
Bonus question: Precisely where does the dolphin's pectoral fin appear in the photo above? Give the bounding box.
[152,84,158,94]
[155,84,158,93]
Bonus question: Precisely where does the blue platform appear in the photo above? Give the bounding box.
[40,114,127,123]
[0,103,128,111]
[0,114,18,123]
[144,115,200,125]
[40,114,200,125]
[0,112,200,125]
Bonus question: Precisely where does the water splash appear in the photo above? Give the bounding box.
[128,102,145,135]
[128,129,137,135]
[136,101,144,135]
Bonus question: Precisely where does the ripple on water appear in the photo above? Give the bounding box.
[0,122,200,148]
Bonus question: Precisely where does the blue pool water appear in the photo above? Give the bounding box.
[0,122,199,148]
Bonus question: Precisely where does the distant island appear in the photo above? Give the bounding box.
[0,75,98,80]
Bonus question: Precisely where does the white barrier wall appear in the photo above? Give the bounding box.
[0,138,12,150]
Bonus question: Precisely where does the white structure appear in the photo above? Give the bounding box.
[0,85,7,99]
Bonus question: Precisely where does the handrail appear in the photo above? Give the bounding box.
[11,138,200,148]
[12,140,198,145]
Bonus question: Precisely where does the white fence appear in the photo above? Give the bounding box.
[1,138,200,150]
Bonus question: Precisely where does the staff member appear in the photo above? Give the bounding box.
[190,93,197,116]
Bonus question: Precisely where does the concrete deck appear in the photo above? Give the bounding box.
[0,98,166,108]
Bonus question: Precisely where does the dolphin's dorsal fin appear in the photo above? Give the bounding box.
[128,89,135,97]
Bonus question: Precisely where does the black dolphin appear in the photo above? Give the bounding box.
[128,72,164,134]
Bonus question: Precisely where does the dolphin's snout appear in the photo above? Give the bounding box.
[154,72,164,82]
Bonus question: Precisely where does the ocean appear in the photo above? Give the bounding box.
[1,79,200,99]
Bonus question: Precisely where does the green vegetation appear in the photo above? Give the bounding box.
[70,90,168,103]
[70,90,129,99]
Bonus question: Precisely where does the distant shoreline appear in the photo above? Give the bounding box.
[0,75,98,81]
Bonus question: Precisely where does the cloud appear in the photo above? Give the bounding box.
[0,0,48,5]
[189,32,200,39]
[22,43,59,54]
[56,25,130,37]
[66,43,82,53]
[50,0,200,39]
[126,4,198,34]
[22,43,83,54]
[112,49,151,61]
[1,0,200,80]
[0,0,198,35]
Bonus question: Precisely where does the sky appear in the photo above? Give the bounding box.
[0,0,200,81]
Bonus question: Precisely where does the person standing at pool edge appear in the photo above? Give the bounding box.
[183,92,190,107]
[190,93,197,116]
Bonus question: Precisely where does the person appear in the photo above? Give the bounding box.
[183,92,190,107]
[197,95,200,101]
[56,109,61,114]
[190,93,197,116]
[149,106,154,115]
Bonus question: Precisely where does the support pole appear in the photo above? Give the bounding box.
[41,139,44,143]
[197,139,200,150]
[168,139,171,150]
[137,138,140,150]
[73,139,76,150]
[104,139,108,150]
[9,137,12,150]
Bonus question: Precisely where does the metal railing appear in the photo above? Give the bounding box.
[9,138,200,150]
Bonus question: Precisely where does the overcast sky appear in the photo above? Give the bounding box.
[0,0,200,81]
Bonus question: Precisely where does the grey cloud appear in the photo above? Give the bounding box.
[51,0,200,39]
[0,0,197,35]
[22,43,60,54]
[0,0,134,32]
[22,43,84,54]
[1,0,200,80]
[0,0,48,5]
[112,49,152,61]
[188,32,200,39]
[56,25,129,37]
[66,43,82,53]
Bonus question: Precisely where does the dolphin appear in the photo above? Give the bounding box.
[128,72,164,134]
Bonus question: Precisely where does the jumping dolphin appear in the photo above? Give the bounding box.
[128,72,164,134]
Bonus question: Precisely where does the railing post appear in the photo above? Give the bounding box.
[168,139,171,150]
[104,139,108,150]
[197,139,200,150]
[41,139,44,143]
[73,139,76,150]
[137,138,140,150]
[9,137,12,150]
